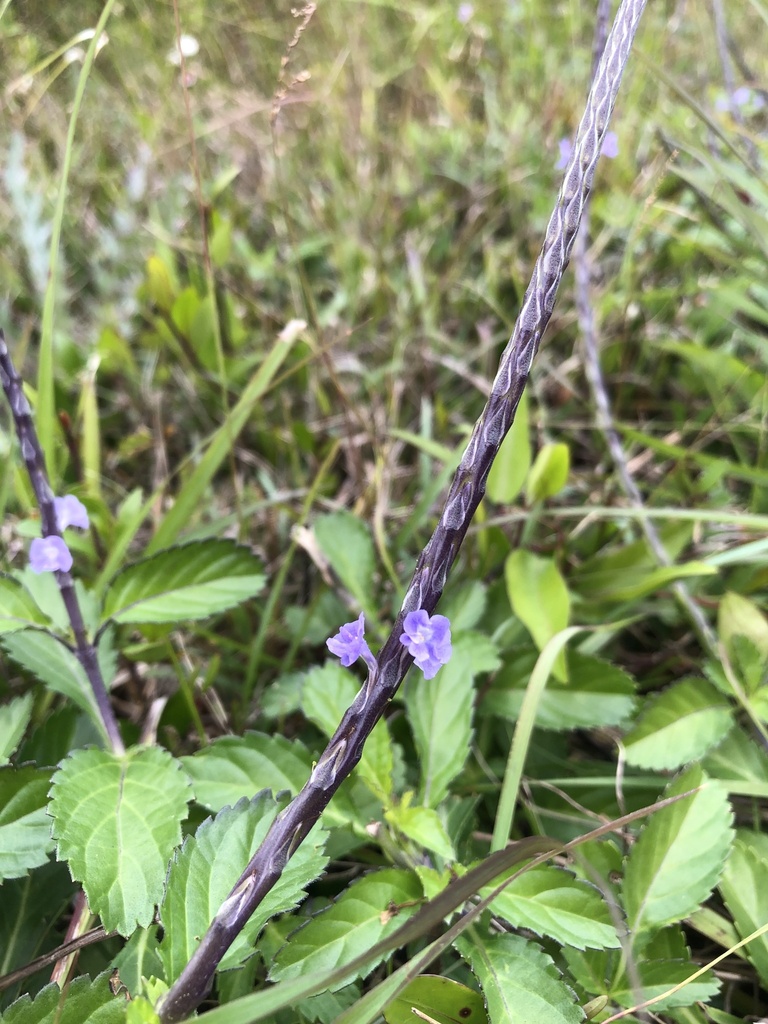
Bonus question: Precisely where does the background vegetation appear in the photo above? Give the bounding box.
[1,2,768,1022]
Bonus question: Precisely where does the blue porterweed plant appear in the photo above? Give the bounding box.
[2,0,768,1022]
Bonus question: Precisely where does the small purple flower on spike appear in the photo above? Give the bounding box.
[54,494,89,531]
[327,613,377,672]
[555,131,619,171]
[29,536,73,573]
[399,610,452,679]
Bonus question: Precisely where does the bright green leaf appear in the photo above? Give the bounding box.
[404,632,500,807]
[623,678,733,769]
[482,866,618,950]
[505,551,570,681]
[456,933,583,1024]
[49,746,192,934]
[0,972,126,1023]
[302,662,393,801]
[313,512,375,614]
[526,442,570,503]
[487,388,530,504]
[623,765,733,941]
[719,832,768,986]
[0,766,55,882]
[385,976,487,1024]
[101,539,265,625]
[0,693,35,765]
[718,591,768,661]
[159,795,328,979]
[269,868,422,988]
[0,577,50,634]
[385,800,455,861]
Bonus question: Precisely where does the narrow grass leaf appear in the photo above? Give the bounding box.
[0,972,126,1023]
[0,693,34,764]
[269,868,422,988]
[0,578,50,634]
[623,678,733,769]
[303,662,393,801]
[159,795,328,980]
[719,833,768,986]
[49,747,192,934]
[101,539,264,625]
[0,766,55,882]
[404,632,499,808]
[456,933,583,1024]
[622,765,733,940]
[482,865,618,950]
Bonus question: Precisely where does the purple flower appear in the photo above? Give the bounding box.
[54,494,89,531]
[399,610,452,680]
[327,613,377,672]
[457,2,474,23]
[555,131,619,170]
[29,536,73,573]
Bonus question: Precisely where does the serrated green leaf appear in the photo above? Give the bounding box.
[0,693,35,764]
[505,551,569,681]
[1,631,102,728]
[482,866,618,950]
[456,933,583,1024]
[385,800,455,860]
[487,388,530,504]
[484,649,637,731]
[623,678,733,770]
[526,442,570,503]
[269,868,422,988]
[313,512,375,613]
[302,663,393,801]
[0,766,55,882]
[623,765,733,940]
[609,957,719,1011]
[719,833,768,986]
[159,795,328,979]
[385,976,487,1024]
[718,591,768,661]
[101,539,265,625]
[404,632,500,807]
[49,747,192,934]
[703,727,768,788]
[0,972,126,1023]
[0,577,50,634]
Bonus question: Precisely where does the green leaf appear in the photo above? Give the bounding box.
[385,799,455,860]
[159,795,328,979]
[482,866,618,950]
[719,832,768,986]
[110,927,163,999]
[456,933,583,1024]
[483,649,637,731]
[49,746,192,934]
[0,972,126,1023]
[384,976,487,1024]
[487,388,530,504]
[0,577,50,634]
[505,551,569,681]
[404,632,500,807]
[269,868,422,987]
[0,766,55,882]
[101,539,265,625]
[313,511,375,613]
[623,765,733,941]
[0,693,35,765]
[703,727,768,790]
[1,631,102,727]
[302,663,393,801]
[526,442,570,503]
[718,591,768,660]
[623,678,733,770]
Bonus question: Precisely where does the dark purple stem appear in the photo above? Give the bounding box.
[0,331,124,755]
[158,0,648,1017]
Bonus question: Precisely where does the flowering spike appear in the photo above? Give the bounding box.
[327,613,377,672]
[399,609,452,679]
[29,536,73,573]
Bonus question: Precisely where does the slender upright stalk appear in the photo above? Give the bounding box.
[0,331,124,755]
[155,0,649,1017]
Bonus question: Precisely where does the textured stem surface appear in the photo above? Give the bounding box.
[0,331,124,755]
[159,1,649,1018]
